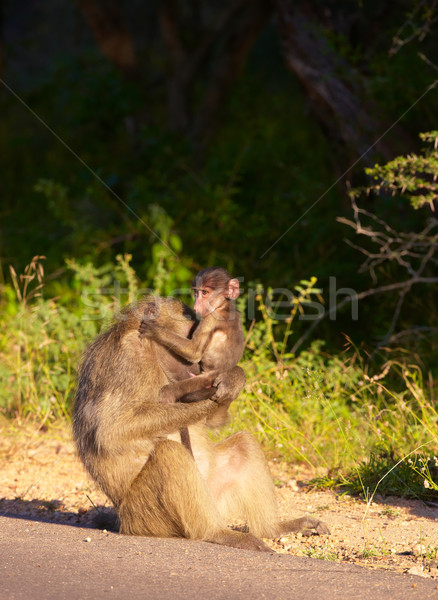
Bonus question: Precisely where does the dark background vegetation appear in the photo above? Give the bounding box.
[1,0,437,360]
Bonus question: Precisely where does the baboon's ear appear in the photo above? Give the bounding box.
[226,279,240,300]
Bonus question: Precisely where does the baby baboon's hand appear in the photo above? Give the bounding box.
[139,322,154,338]
[138,303,159,337]
[201,370,220,389]
[212,368,244,405]
[143,301,158,318]
[139,319,159,338]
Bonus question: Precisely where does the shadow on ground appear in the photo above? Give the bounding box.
[0,497,113,528]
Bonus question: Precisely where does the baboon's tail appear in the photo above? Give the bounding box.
[92,509,119,532]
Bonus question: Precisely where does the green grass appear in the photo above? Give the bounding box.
[380,507,401,518]
[301,547,339,561]
[1,256,437,501]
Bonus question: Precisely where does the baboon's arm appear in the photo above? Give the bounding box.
[140,317,213,363]
[117,399,217,441]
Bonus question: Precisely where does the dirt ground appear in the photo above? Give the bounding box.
[1,425,437,580]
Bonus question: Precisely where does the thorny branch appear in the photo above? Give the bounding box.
[337,197,438,345]
[337,197,438,283]
[292,197,438,353]
[390,0,438,56]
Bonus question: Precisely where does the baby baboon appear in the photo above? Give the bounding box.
[139,267,245,454]
[73,297,329,552]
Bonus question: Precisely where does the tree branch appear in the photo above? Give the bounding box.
[75,0,137,73]
[291,276,438,354]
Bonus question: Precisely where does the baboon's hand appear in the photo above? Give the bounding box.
[202,370,221,388]
[139,320,159,338]
[211,375,229,405]
[138,303,159,338]
[212,368,245,405]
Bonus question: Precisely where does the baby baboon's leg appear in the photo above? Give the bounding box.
[118,440,271,551]
[206,366,246,427]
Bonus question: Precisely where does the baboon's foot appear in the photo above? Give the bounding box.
[278,516,330,537]
[208,529,273,553]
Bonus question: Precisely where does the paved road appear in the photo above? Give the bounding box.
[1,516,437,600]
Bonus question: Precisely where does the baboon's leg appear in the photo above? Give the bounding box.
[207,432,330,538]
[207,432,279,539]
[118,440,271,551]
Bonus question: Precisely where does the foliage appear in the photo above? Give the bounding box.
[142,204,193,297]
[241,277,323,363]
[311,448,438,502]
[2,2,437,300]
[363,131,438,210]
[0,254,141,422]
[0,257,82,423]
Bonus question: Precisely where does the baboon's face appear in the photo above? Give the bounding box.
[193,285,224,317]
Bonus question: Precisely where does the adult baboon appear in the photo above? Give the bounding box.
[74,297,329,551]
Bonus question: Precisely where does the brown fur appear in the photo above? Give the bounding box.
[138,268,244,405]
[73,297,329,552]
[139,268,245,453]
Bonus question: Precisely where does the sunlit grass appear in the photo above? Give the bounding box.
[1,256,437,500]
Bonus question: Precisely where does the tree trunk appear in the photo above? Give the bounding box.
[273,1,412,173]
[158,0,190,133]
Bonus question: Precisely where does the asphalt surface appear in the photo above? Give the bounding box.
[1,515,437,600]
